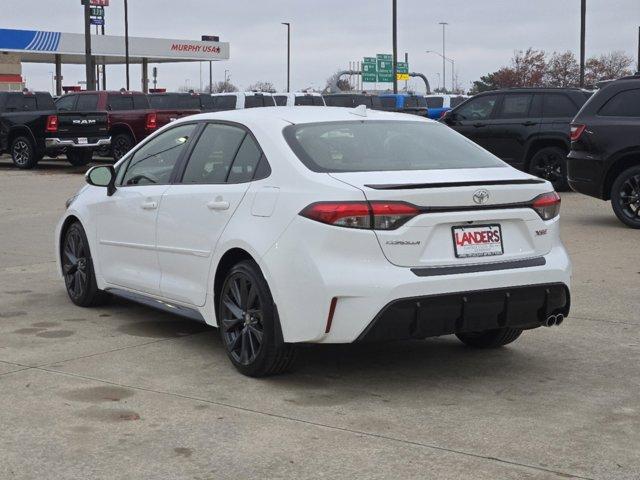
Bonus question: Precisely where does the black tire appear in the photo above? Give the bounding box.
[61,222,109,307]
[529,146,568,191]
[218,260,297,377]
[66,149,94,167]
[610,165,640,229]
[111,133,134,161]
[10,136,38,169]
[456,327,523,349]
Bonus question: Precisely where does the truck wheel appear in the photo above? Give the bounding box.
[529,146,568,191]
[66,149,94,167]
[112,133,134,160]
[11,136,38,169]
[610,165,640,229]
[456,327,523,348]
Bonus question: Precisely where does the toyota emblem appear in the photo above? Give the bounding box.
[473,189,490,205]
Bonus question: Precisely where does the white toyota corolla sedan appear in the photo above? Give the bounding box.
[55,106,571,376]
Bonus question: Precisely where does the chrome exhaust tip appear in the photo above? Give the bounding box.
[543,315,556,327]
[555,314,564,326]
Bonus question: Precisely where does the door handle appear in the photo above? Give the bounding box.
[207,200,230,211]
[140,201,158,210]
[473,122,486,128]
[521,121,537,126]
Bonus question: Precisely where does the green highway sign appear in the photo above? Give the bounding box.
[376,54,394,83]
[362,57,377,83]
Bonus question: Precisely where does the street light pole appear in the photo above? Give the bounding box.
[124,0,130,90]
[579,0,586,87]
[392,0,398,94]
[439,22,448,93]
[281,23,291,92]
[426,50,455,91]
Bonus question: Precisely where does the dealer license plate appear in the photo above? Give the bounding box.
[77,137,88,145]
[452,224,503,258]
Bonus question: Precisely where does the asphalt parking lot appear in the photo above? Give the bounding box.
[0,156,638,480]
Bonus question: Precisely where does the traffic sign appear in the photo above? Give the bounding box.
[396,61,409,81]
[376,54,394,83]
[362,57,377,83]
[90,17,104,25]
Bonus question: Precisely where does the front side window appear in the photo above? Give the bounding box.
[181,124,246,184]
[495,94,533,119]
[55,95,77,111]
[285,120,504,173]
[121,124,196,186]
[456,95,497,120]
[598,89,640,117]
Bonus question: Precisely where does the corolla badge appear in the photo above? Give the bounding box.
[472,189,490,205]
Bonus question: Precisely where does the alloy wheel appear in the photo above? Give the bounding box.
[12,140,30,166]
[617,173,640,221]
[531,151,562,183]
[113,137,131,160]
[220,272,265,365]
[62,228,89,300]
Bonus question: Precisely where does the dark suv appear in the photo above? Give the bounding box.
[441,88,592,190]
[568,75,640,228]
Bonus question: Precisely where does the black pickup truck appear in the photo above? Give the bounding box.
[0,91,110,169]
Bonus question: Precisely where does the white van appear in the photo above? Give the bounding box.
[273,92,325,106]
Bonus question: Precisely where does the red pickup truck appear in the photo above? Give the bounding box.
[147,92,203,126]
[56,90,157,160]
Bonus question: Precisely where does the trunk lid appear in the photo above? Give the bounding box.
[329,168,555,268]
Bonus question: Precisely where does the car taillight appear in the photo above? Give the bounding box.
[570,124,586,141]
[531,192,561,220]
[146,112,157,130]
[46,115,58,132]
[300,201,420,230]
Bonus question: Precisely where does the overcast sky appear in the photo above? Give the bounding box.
[6,0,640,94]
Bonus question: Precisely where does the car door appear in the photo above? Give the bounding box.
[444,94,499,153]
[488,93,541,169]
[93,123,197,295]
[156,122,266,306]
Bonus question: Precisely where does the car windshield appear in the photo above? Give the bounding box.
[284,120,505,173]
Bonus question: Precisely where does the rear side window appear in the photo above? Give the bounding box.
[450,96,467,108]
[76,94,99,111]
[425,97,444,108]
[133,94,150,110]
[495,94,533,119]
[213,96,237,110]
[181,123,246,184]
[107,94,134,111]
[5,94,37,111]
[543,94,578,118]
[598,89,640,117]
[227,135,262,183]
[284,120,504,173]
[274,95,287,106]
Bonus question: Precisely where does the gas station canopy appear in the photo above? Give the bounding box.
[0,28,230,64]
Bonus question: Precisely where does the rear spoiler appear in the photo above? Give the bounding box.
[364,179,546,190]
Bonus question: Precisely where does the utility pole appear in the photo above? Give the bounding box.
[281,23,291,92]
[124,0,130,90]
[392,0,398,94]
[637,26,640,72]
[82,0,95,91]
[101,21,106,90]
[579,0,586,87]
[209,61,213,93]
[439,22,448,93]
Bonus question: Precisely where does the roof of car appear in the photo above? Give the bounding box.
[177,106,433,125]
[478,87,590,94]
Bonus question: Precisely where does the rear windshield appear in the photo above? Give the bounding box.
[425,97,444,108]
[294,95,324,106]
[149,94,200,110]
[284,120,504,173]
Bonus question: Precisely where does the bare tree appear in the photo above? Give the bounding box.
[208,80,239,93]
[545,51,580,87]
[247,81,276,93]
[585,51,634,85]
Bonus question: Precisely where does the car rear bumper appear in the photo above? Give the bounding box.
[357,282,569,342]
[46,137,111,149]
[567,153,606,199]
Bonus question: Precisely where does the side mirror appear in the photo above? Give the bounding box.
[86,165,116,196]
